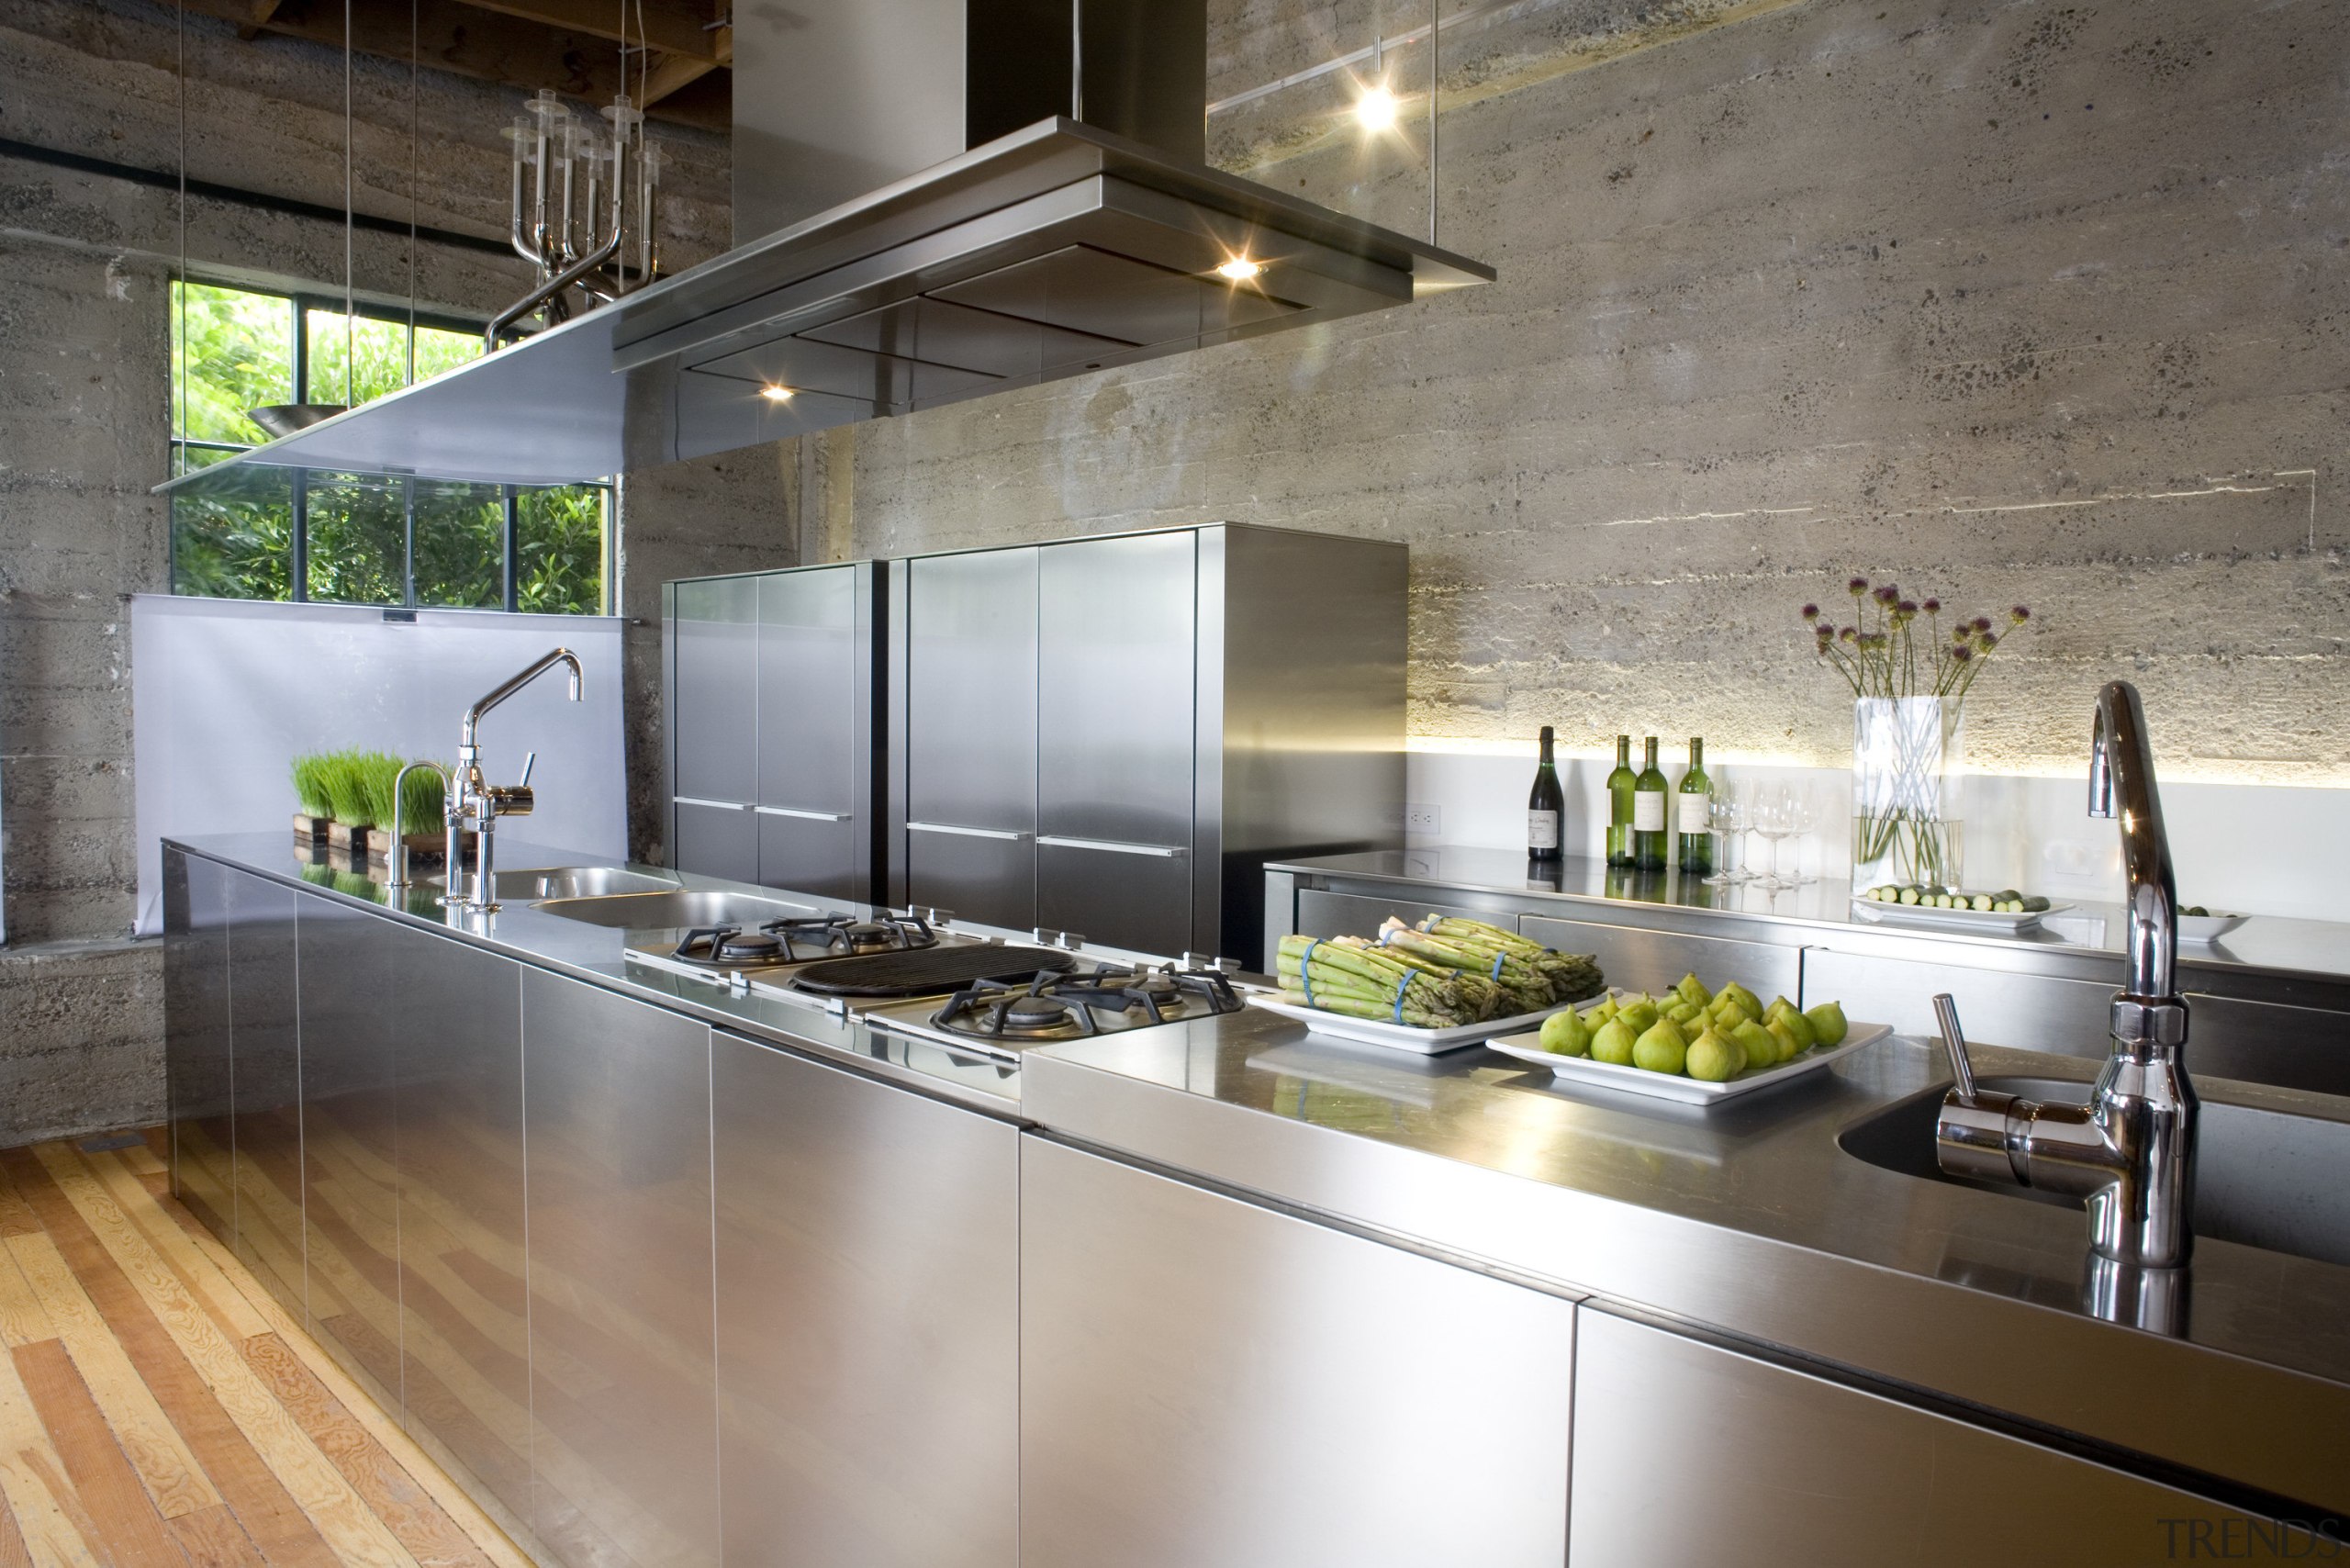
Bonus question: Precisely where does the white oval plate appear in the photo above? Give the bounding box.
[2178,912,2248,945]
[1485,1022,1893,1104]
[1851,897,2066,935]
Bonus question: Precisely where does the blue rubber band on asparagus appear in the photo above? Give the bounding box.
[1301,938,1320,1007]
[1393,969,1410,1023]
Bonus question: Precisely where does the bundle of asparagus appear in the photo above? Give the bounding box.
[1381,915,1606,1012]
[1274,934,1503,1027]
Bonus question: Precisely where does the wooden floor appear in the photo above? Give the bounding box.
[0,1130,533,1567]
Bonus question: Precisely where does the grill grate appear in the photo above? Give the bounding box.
[789,945,1076,998]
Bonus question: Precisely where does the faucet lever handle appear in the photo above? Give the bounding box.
[1932,992,1977,1100]
[517,750,537,789]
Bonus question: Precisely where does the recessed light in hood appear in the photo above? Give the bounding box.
[159,3,1493,493]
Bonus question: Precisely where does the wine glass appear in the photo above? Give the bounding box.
[1750,787,1794,889]
[1704,787,1744,884]
[1785,790,1819,885]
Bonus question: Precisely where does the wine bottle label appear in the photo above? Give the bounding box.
[1677,793,1711,833]
[1528,811,1560,850]
[1633,791,1665,832]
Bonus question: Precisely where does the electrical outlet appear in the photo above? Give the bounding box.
[1403,803,1442,834]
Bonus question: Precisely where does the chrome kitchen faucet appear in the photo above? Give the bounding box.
[1931,680,2198,1271]
[442,647,585,913]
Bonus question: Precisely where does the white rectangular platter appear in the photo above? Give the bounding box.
[1246,991,1590,1056]
[1851,898,2067,935]
[2178,912,2248,945]
[1485,1022,1894,1104]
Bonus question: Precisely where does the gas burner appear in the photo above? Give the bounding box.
[928,962,1243,1043]
[673,924,790,969]
[761,910,940,960]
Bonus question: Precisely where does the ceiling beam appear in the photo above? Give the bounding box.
[184,0,728,130]
[637,22,727,107]
[445,0,721,63]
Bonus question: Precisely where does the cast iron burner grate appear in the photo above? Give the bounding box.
[789,945,1076,999]
[931,963,1243,1042]
[762,910,939,960]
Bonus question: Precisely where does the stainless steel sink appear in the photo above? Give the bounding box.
[528,889,818,929]
[1840,1076,2350,1268]
[482,867,679,902]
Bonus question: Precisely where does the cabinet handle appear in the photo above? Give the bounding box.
[755,806,851,822]
[907,822,1029,842]
[1035,834,1187,858]
[674,796,750,811]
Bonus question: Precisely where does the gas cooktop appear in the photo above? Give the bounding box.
[869,960,1247,1058]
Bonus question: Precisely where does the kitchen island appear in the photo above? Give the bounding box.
[165,834,2350,1567]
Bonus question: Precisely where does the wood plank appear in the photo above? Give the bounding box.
[0,1150,341,1568]
[0,1341,100,1568]
[84,1154,271,1345]
[640,24,727,107]
[165,1506,268,1568]
[11,1338,188,1568]
[94,1160,535,1568]
[118,1140,170,1182]
[6,1231,221,1519]
[17,1147,420,1568]
[0,1485,31,1568]
[242,1333,495,1568]
[0,1247,57,1350]
[446,0,720,61]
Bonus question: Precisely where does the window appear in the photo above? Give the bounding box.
[169,279,611,614]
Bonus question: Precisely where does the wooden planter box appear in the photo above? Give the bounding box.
[366,831,474,868]
[324,819,375,855]
[293,812,331,846]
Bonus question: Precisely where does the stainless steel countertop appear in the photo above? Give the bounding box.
[1270,847,2350,994]
[168,834,1026,1116]
[175,833,2350,1513]
[1021,1012,2350,1513]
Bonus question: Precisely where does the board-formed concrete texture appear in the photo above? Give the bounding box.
[0,0,789,1142]
[834,0,2348,787]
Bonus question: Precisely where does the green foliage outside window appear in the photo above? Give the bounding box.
[169,279,610,613]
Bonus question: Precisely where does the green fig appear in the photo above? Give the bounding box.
[1714,992,1760,1026]
[1804,1001,1850,1047]
[1766,1017,1803,1063]
[1722,981,1763,1015]
[1729,1019,1777,1072]
[1590,1017,1639,1066]
[1674,971,1713,1007]
[1631,1017,1688,1075]
[1540,1010,1592,1057]
[1765,995,1798,1023]
[1592,996,1621,1021]
[1579,1004,1610,1030]
[1665,1000,1704,1026]
[1685,1027,1740,1082]
[1775,1006,1818,1051]
[1617,997,1661,1036]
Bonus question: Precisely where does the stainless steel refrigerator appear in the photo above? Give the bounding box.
[666,523,1404,961]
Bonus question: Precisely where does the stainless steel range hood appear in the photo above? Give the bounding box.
[160,1,1493,491]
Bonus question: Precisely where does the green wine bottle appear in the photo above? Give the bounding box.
[1676,736,1713,876]
[1605,735,1637,868]
[1632,736,1669,872]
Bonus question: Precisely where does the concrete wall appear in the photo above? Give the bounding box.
[0,0,789,1144]
[822,0,2348,796]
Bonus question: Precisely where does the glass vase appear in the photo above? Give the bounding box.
[1851,697,1964,893]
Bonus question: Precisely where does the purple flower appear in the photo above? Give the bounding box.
[1801,603,1820,621]
[1978,632,1999,651]
[1874,585,1901,606]
[1972,615,1993,633]
[2010,605,2031,623]
[1840,626,1857,643]
[1897,599,1919,614]
[1921,597,1941,613]
[1952,644,1973,662]
[1848,577,1870,596]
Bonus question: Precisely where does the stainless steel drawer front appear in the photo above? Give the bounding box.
[908,821,1030,840]
[1518,913,1801,1001]
[755,804,849,821]
[1800,946,2114,1053]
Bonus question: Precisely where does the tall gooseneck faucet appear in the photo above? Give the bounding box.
[1933,680,2197,1271]
[444,647,585,913]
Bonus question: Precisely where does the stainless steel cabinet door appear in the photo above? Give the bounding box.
[164,849,236,1247]
[1520,913,1801,1002]
[906,547,1037,930]
[295,897,407,1414]
[673,575,757,805]
[1021,1139,1575,1568]
[1033,532,1196,951]
[521,970,719,1568]
[1570,1308,2306,1565]
[2179,991,2350,1097]
[757,810,858,904]
[673,798,757,881]
[755,566,856,814]
[1035,841,1192,957]
[227,869,306,1323]
[388,924,531,1539]
[712,1033,1018,1568]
